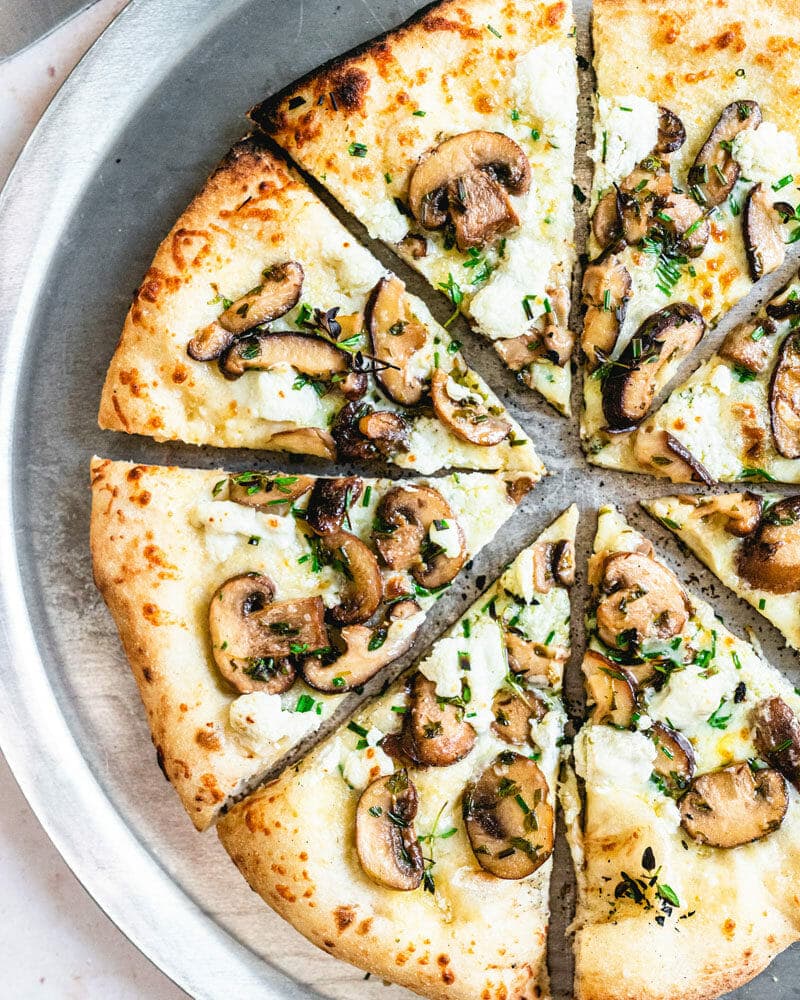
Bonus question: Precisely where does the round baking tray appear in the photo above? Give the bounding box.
[0,1,798,997]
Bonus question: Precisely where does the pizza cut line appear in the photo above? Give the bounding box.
[569,505,800,1000]
[581,0,800,473]
[252,0,578,413]
[218,506,577,1000]
[90,456,533,830]
[98,138,542,478]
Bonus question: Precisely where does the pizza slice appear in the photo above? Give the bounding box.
[581,0,800,470]
[90,456,534,830]
[569,505,800,1000]
[218,506,577,999]
[251,0,578,413]
[645,491,800,652]
[99,138,542,477]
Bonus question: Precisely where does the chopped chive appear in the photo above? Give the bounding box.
[348,141,368,157]
[486,23,502,37]
[413,109,426,117]
[347,721,368,738]
[772,174,793,191]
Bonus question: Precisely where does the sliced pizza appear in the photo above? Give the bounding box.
[98,138,542,476]
[251,0,578,413]
[645,491,800,652]
[569,505,800,1000]
[218,506,577,999]
[581,0,800,471]
[621,272,800,485]
[90,456,533,830]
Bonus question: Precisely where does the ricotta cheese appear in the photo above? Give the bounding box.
[732,122,799,188]
[468,234,553,336]
[341,728,395,790]
[192,500,300,562]
[229,692,316,751]
[512,41,577,128]
[648,664,734,735]
[590,95,660,196]
[574,726,656,794]
[504,546,536,605]
[227,363,337,429]
[428,519,462,559]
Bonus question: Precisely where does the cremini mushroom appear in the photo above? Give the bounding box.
[317,530,383,625]
[356,771,424,890]
[659,192,709,258]
[398,233,428,258]
[596,551,690,651]
[744,183,785,281]
[582,649,638,728]
[753,697,800,789]
[655,106,686,155]
[581,255,632,369]
[688,101,762,208]
[767,287,800,321]
[228,473,314,510]
[408,131,531,251]
[463,752,554,879]
[366,276,428,405]
[397,672,476,766]
[372,484,466,589]
[187,261,304,361]
[505,634,568,687]
[602,304,705,432]
[679,762,788,848]
[268,427,336,461]
[719,318,776,375]
[220,331,351,380]
[651,721,696,793]
[208,573,328,694]
[532,539,576,592]
[770,333,800,458]
[331,401,410,461]
[738,496,800,593]
[616,163,673,245]
[492,688,547,746]
[632,427,715,486]
[304,476,363,535]
[683,491,763,537]
[430,368,511,446]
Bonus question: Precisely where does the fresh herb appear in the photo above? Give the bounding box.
[739,467,777,482]
[368,628,388,652]
[486,23,502,37]
[412,109,427,117]
[707,697,732,730]
[347,721,368,739]
[438,273,463,326]
[212,479,226,497]
[295,694,319,714]
[772,174,794,192]
[348,141,368,157]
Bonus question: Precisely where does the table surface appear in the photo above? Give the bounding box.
[0,2,184,996]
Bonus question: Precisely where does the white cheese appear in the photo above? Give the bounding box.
[428,519,462,559]
[732,122,799,187]
[229,692,316,751]
[464,619,509,733]
[574,726,656,794]
[341,738,395,790]
[512,41,577,128]
[709,363,732,395]
[648,659,735,735]
[590,95,660,195]
[503,546,536,605]
[530,709,563,776]
[361,198,410,244]
[226,363,336,429]
[468,234,553,337]
[445,376,472,401]
[418,636,463,699]
[191,500,297,562]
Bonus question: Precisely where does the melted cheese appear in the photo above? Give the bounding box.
[732,122,799,187]
[590,95,660,197]
[229,692,317,751]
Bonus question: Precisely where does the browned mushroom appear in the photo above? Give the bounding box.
[591,189,622,250]
[616,163,673,245]
[408,131,531,251]
[268,427,336,461]
[463,752,554,879]
[655,107,686,155]
[766,286,800,321]
[372,485,465,589]
[602,304,705,432]
[397,672,476,766]
[581,256,632,369]
[540,286,574,366]
[304,477,363,535]
[228,473,314,510]
[358,411,411,452]
[209,574,328,694]
[331,401,410,461]
[532,539,576,593]
[719,318,776,375]
[398,233,428,258]
[679,762,788,848]
[366,276,428,405]
[770,332,800,458]
[632,427,715,486]
[688,101,762,208]
[683,492,763,537]
[596,551,690,651]
[752,697,800,789]
[582,649,638,728]
[430,368,511,446]
[187,261,304,361]
[744,183,786,281]
[491,689,547,745]
[220,331,351,380]
[738,496,800,593]
[659,192,709,258]
[356,771,424,890]
[318,531,383,625]
[494,332,541,372]
[651,721,696,793]
[505,634,568,686]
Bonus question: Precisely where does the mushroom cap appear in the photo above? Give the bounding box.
[491,689,547,746]
[400,672,476,766]
[651,721,696,793]
[688,100,762,208]
[268,427,336,461]
[752,697,800,789]
[719,318,776,375]
[366,276,428,405]
[744,183,785,281]
[356,771,424,890]
[582,649,638,729]
[632,427,714,486]
[738,495,800,593]
[304,476,363,536]
[220,331,350,380]
[318,530,383,626]
[430,368,511,446]
[228,473,314,511]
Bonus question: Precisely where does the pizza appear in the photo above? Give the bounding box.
[625,271,800,485]
[98,138,542,477]
[581,0,800,471]
[251,0,578,414]
[218,506,577,999]
[568,505,800,1000]
[645,491,800,652]
[90,456,533,830]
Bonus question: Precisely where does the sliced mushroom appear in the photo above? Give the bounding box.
[268,427,336,461]
[372,485,465,589]
[318,531,383,625]
[188,262,304,361]
[366,276,428,405]
[398,672,476,766]
[505,634,568,686]
[633,427,715,486]
[738,496,800,593]
[766,287,800,321]
[582,649,638,728]
[398,233,428,258]
[602,304,705,432]
[655,107,686,155]
[685,492,763,537]
[679,762,788,848]
[581,256,632,369]
[331,401,410,461]
[688,101,762,208]
[408,131,531,250]
[532,540,576,593]
[304,477,363,535]
[752,697,800,789]
[744,183,785,281]
[541,286,574,366]
[659,192,709,258]
[591,189,622,250]
[430,368,511,446]
[770,332,800,458]
[719,318,776,375]
[495,332,541,372]
[220,331,350,380]
[358,411,411,453]
[228,473,314,510]
[492,689,547,745]
[356,771,424,890]
[651,722,696,793]
[463,752,554,879]
[596,551,690,651]
[209,574,327,694]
